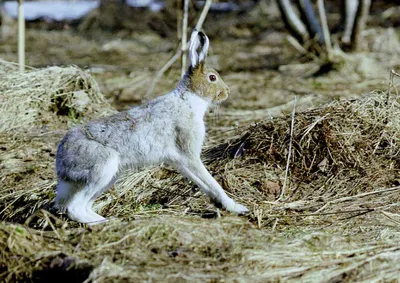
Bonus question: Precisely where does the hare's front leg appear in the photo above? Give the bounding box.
[177,157,248,214]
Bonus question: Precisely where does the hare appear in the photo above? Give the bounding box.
[54,30,249,224]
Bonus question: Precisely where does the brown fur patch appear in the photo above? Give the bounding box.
[188,64,230,102]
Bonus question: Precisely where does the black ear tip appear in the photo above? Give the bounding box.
[197,31,207,44]
[192,29,207,40]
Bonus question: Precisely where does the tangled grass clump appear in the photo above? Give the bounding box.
[207,91,400,203]
[0,60,114,134]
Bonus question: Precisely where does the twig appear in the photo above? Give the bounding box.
[315,185,400,213]
[254,207,263,228]
[18,0,25,72]
[386,69,400,104]
[382,211,400,225]
[181,0,189,78]
[278,96,297,201]
[272,218,279,231]
[286,35,308,55]
[266,208,374,218]
[146,0,212,98]
[145,50,182,98]
[341,0,358,44]
[195,0,212,31]
[41,210,62,240]
[317,0,332,60]
[277,0,308,43]
[300,113,330,143]
[91,233,136,252]
[350,0,371,51]
[176,0,182,39]
[338,209,373,220]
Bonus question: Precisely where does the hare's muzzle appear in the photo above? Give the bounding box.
[216,83,230,102]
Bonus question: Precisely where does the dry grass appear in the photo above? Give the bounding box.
[0,59,114,134]
[1,62,400,282]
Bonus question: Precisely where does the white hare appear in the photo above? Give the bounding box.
[54,30,249,224]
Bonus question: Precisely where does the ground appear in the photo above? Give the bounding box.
[0,3,400,282]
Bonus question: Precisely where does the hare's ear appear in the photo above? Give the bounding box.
[189,30,209,69]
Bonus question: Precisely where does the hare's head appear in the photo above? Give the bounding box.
[184,30,230,102]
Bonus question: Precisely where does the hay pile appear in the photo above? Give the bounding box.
[1,61,400,282]
[0,59,113,134]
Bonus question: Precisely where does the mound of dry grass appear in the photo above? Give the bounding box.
[208,91,400,202]
[0,60,114,134]
[1,61,400,282]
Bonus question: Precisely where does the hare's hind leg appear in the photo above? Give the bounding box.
[54,179,74,210]
[54,180,100,223]
[60,154,119,224]
[65,186,104,224]
[85,186,111,221]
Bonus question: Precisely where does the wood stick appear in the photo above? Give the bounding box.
[277,0,308,44]
[341,0,359,44]
[145,50,182,99]
[18,0,25,72]
[195,0,212,31]
[314,185,400,213]
[278,96,297,201]
[317,0,332,60]
[387,69,400,104]
[181,0,189,77]
[145,0,213,98]
[296,0,324,45]
[350,0,371,51]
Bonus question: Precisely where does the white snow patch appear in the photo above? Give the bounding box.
[4,1,99,21]
[3,0,164,21]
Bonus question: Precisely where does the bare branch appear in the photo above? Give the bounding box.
[181,0,189,77]
[350,0,371,51]
[278,96,297,201]
[317,0,332,59]
[341,0,359,44]
[18,0,25,72]
[296,0,324,45]
[145,50,182,99]
[277,0,308,44]
[146,0,212,98]
[195,0,212,31]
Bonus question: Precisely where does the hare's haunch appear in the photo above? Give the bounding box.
[54,30,248,224]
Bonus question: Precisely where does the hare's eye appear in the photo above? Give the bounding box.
[209,74,217,82]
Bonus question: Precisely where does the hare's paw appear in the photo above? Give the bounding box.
[225,201,249,215]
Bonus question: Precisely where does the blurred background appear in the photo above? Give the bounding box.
[1,0,400,113]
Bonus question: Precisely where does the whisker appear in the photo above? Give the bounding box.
[213,102,221,126]
[210,102,217,126]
